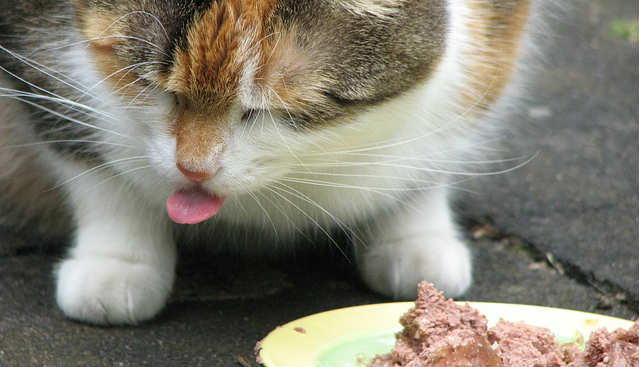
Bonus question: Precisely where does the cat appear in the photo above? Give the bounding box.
[0,0,532,325]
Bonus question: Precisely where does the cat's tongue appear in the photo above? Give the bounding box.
[166,188,224,224]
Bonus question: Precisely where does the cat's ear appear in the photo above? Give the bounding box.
[71,0,122,50]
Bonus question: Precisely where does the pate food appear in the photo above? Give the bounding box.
[371,282,638,367]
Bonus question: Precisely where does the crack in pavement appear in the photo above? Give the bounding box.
[463,217,639,314]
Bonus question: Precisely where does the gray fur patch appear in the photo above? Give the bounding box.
[275,0,448,104]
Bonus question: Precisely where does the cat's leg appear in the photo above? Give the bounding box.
[357,188,472,299]
[55,173,176,325]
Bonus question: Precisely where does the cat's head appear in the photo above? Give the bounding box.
[71,0,449,222]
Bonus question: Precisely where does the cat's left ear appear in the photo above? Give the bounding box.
[71,0,123,50]
[71,0,145,97]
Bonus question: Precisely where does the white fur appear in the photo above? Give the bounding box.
[55,167,176,325]
[1,0,532,324]
[356,0,475,299]
[357,188,472,299]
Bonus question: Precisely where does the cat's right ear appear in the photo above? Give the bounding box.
[71,0,123,50]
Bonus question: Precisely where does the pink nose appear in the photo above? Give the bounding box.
[177,163,212,183]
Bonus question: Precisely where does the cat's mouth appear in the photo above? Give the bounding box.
[166,187,225,225]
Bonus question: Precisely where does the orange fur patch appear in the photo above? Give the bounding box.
[166,0,326,167]
[463,0,531,112]
[167,1,278,168]
[167,0,326,114]
[174,104,225,172]
[167,0,278,102]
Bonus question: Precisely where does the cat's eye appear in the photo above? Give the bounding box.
[323,91,353,106]
[240,108,308,129]
[241,109,260,122]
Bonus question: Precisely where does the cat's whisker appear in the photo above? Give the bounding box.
[249,32,285,78]
[284,169,443,186]
[271,157,414,170]
[6,96,130,139]
[272,181,365,247]
[245,190,280,240]
[1,140,136,150]
[0,65,100,116]
[0,52,125,127]
[128,83,160,105]
[280,176,478,197]
[278,170,447,212]
[278,175,404,206]
[280,153,539,177]
[275,136,533,169]
[266,83,331,150]
[45,155,149,192]
[256,108,267,134]
[296,151,534,166]
[88,165,153,193]
[280,176,412,193]
[263,85,311,171]
[265,85,302,132]
[255,188,311,242]
[0,87,117,122]
[89,61,165,91]
[264,185,349,261]
[237,109,253,140]
[111,76,145,95]
[264,32,283,66]
[0,44,97,99]
[231,193,250,217]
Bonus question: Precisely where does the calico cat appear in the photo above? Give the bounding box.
[0,0,531,325]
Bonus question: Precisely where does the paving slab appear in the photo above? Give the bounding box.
[460,0,638,305]
[0,234,636,367]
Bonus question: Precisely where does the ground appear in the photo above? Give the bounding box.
[1,1,637,366]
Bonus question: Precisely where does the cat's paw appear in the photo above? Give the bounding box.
[359,234,472,300]
[55,257,173,325]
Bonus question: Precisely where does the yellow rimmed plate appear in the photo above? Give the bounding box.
[258,302,634,367]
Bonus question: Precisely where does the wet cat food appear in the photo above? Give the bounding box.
[371,282,638,367]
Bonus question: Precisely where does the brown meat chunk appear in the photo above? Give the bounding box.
[369,282,638,367]
[426,331,502,366]
[371,282,501,366]
[487,320,567,367]
[570,320,638,367]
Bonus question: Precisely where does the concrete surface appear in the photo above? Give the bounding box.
[1,1,637,366]
[461,0,638,306]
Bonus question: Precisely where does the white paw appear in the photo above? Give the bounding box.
[359,235,472,300]
[55,257,174,325]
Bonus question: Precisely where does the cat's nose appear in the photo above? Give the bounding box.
[177,163,213,183]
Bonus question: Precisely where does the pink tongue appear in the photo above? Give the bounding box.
[166,188,224,224]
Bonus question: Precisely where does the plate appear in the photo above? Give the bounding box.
[258,302,634,367]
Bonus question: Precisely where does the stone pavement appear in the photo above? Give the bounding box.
[1,1,637,366]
